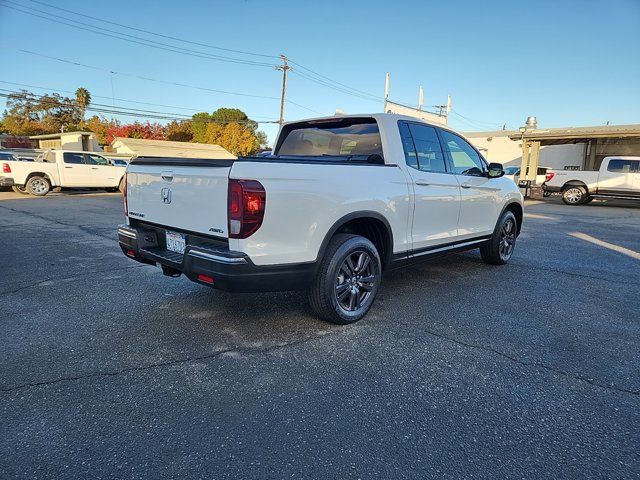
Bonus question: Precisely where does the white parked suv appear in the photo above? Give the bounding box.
[118,114,524,324]
[0,150,126,196]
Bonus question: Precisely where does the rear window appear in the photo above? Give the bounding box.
[0,152,17,161]
[276,118,382,158]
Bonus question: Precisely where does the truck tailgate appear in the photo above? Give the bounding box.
[126,160,232,237]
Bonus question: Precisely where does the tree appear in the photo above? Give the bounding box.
[75,88,91,126]
[106,121,166,143]
[0,88,89,135]
[204,122,263,156]
[165,120,193,142]
[191,112,212,143]
[85,115,113,144]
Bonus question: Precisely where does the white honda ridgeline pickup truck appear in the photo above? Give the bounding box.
[118,114,523,324]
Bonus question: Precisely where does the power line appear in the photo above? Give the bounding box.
[0,80,274,118]
[290,70,382,103]
[450,110,504,130]
[18,50,279,100]
[16,50,322,115]
[0,89,280,124]
[28,0,279,60]
[0,1,277,68]
[288,59,382,102]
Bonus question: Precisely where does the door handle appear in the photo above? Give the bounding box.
[65,166,73,169]
[415,180,430,186]
[91,167,99,170]
[461,183,472,189]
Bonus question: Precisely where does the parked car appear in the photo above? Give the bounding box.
[118,114,524,324]
[504,165,553,186]
[544,156,640,205]
[0,150,126,196]
[108,158,129,167]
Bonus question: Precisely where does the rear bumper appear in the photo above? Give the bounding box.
[0,176,14,187]
[117,224,315,293]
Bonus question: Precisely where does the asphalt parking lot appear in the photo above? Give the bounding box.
[1,190,639,479]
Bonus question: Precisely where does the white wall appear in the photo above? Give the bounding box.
[466,133,585,170]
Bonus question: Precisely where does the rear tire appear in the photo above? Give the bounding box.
[11,185,29,195]
[562,185,587,205]
[309,234,382,325]
[26,176,50,196]
[480,211,518,265]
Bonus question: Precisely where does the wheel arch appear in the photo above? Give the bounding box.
[501,202,523,235]
[316,211,394,270]
[25,171,53,185]
[562,180,589,193]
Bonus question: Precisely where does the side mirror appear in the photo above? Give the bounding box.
[487,163,504,178]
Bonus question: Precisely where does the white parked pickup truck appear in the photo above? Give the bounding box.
[0,150,126,196]
[118,114,524,324]
[544,156,640,205]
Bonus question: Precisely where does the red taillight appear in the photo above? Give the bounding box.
[2,163,10,173]
[227,178,266,239]
[123,173,128,215]
[545,172,555,183]
[197,274,214,284]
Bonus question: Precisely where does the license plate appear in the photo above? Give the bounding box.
[165,230,186,254]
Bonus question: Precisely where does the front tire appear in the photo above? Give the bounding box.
[26,176,51,196]
[480,211,518,265]
[562,185,587,205]
[309,234,382,325]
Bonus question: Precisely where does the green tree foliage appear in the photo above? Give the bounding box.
[165,120,193,142]
[191,112,212,143]
[1,88,91,135]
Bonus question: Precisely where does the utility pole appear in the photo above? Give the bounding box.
[276,55,290,125]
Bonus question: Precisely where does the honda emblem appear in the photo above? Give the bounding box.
[161,187,172,204]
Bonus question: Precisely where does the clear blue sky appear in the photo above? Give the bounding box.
[1,0,639,144]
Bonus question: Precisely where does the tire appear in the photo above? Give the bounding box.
[480,211,518,265]
[118,177,125,193]
[11,185,29,195]
[562,185,587,205]
[309,234,382,325]
[105,187,119,193]
[584,196,594,204]
[26,175,51,196]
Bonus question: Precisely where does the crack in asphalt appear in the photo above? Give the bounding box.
[417,326,640,397]
[0,203,118,242]
[0,332,337,394]
[0,263,149,296]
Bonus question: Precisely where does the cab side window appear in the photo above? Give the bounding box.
[607,159,639,173]
[84,154,108,165]
[63,152,84,164]
[408,124,447,173]
[398,122,419,170]
[439,130,486,177]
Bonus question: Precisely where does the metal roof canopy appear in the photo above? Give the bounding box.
[508,124,640,146]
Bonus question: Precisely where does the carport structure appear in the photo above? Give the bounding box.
[510,124,640,184]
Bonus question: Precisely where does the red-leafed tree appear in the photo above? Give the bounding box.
[106,121,166,143]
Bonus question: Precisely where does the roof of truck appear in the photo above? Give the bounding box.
[282,113,461,135]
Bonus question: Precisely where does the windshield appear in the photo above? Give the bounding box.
[504,166,520,175]
[276,118,382,158]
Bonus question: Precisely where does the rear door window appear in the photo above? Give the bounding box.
[407,124,447,173]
